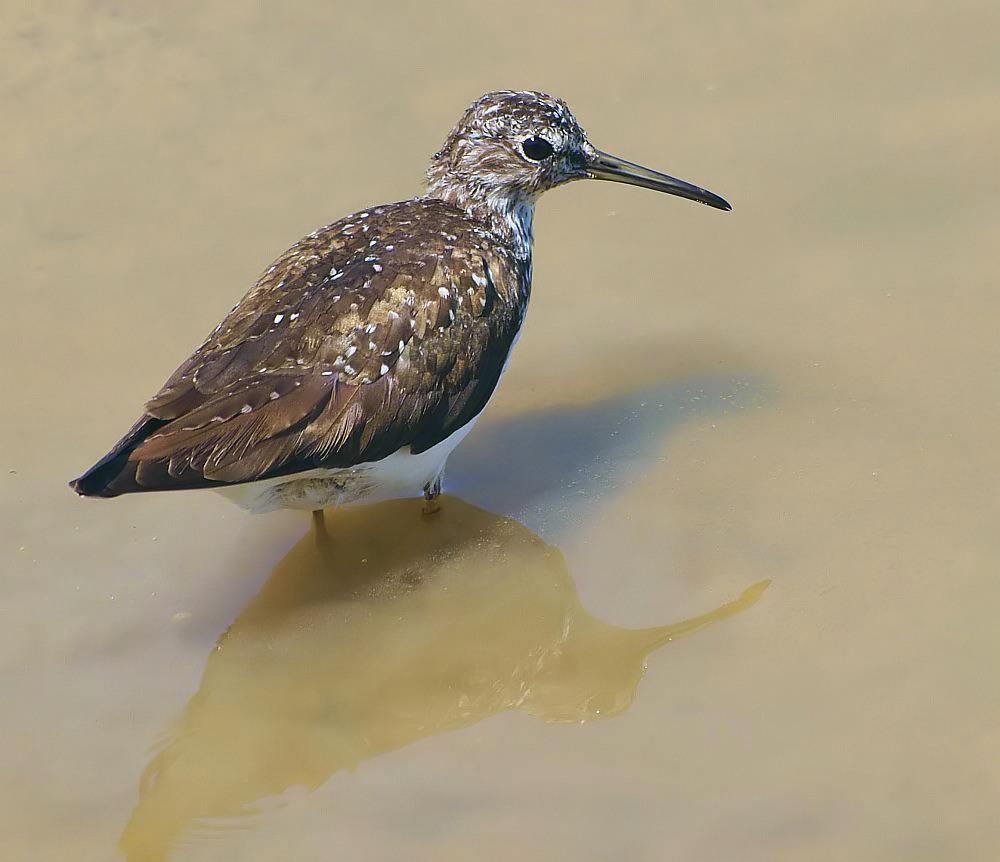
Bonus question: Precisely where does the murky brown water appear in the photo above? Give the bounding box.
[4,1,1000,860]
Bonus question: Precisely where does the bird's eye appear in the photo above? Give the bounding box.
[521,136,554,161]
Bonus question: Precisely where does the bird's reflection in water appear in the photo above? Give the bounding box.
[120,496,767,860]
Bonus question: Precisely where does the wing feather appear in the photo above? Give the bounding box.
[71,199,526,497]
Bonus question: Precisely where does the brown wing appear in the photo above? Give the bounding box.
[71,199,525,497]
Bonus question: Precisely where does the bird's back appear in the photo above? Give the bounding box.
[71,198,530,498]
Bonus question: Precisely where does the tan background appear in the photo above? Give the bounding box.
[3,1,999,860]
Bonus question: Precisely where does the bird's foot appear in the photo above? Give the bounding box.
[422,479,442,516]
[312,509,331,544]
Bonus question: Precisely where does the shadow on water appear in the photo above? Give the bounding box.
[120,497,767,860]
[120,376,769,860]
[448,376,764,536]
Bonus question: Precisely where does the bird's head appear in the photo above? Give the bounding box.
[425,90,731,218]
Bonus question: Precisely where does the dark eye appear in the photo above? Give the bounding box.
[521,136,554,161]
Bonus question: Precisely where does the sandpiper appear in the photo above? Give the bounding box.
[71,90,730,522]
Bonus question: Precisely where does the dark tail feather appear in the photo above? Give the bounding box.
[70,415,169,497]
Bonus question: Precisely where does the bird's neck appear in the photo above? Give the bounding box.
[424,180,537,262]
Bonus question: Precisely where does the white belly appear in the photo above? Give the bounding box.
[214,420,477,513]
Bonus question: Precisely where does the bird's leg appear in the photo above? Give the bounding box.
[422,477,442,516]
[312,509,331,544]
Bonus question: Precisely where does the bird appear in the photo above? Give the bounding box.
[70,90,730,528]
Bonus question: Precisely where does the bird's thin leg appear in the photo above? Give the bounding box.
[312,509,330,544]
[422,477,442,516]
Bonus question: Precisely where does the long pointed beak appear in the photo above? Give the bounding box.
[586,149,731,211]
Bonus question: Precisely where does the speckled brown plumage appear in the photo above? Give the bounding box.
[76,200,524,495]
[71,90,729,510]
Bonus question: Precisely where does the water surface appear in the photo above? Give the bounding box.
[4,1,1000,859]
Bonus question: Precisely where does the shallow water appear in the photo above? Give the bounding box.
[4,1,1000,860]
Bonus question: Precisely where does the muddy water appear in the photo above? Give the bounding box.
[4,1,1000,860]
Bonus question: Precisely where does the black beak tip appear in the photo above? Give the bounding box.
[701,191,732,212]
